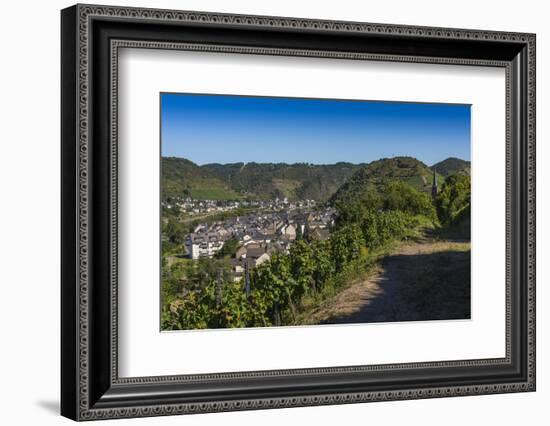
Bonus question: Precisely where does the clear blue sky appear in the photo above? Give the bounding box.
[161,93,470,166]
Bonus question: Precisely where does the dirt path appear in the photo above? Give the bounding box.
[305,238,471,325]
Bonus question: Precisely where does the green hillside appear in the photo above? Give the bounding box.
[161,157,241,201]
[330,157,443,205]
[431,157,471,177]
[162,156,468,203]
[202,161,363,201]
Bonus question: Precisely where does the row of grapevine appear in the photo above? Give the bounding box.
[162,209,416,330]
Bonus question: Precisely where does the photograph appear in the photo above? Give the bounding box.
[57,4,536,420]
[160,93,472,331]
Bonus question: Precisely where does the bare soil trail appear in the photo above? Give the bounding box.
[306,234,471,325]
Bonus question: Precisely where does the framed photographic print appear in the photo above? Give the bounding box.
[61,4,536,421]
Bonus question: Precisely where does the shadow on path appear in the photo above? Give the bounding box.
[321,247,470,325]
[423,222,470,244]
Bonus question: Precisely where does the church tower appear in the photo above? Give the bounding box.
[431,169,438,198]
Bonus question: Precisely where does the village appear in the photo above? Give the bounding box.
[183,204,336,281]
[163,196,317,217]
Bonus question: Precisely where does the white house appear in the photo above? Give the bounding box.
[186,234,225,259]
[254,252,271,267]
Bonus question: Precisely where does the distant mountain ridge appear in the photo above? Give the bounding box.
[162,157,241,201]
[162,156,467,202]
[202,161,363,201]
[431,157,471,177]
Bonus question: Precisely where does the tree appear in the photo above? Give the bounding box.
[163,218,187,245]
[215,238,240,258]
[435,174,471,225]
[334,181,434,227]
[381,180,435,218]
[334,188,382,226]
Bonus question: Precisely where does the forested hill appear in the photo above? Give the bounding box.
[201,161,363,201]
[162,156,469,202]
[431,157,471,177]
[162,157,241,201]
[329,156,443,205]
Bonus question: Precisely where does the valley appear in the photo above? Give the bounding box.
[161,154,471,330]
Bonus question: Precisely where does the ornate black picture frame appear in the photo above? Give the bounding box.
[61,4,536,421]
